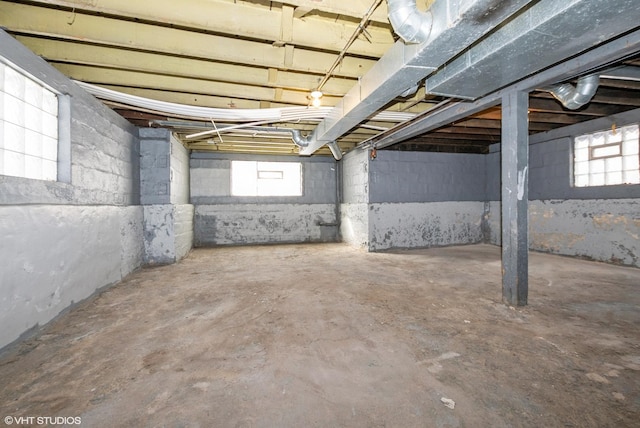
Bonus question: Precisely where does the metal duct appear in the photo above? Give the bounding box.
[292,130,342,160]
[299,0,535,157]
[542,74,600,110]
[388,0,432,44]
[327,141,343,160]
[290,129,310,148]
[424,0,639,100]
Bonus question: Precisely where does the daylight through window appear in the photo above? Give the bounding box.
[231,161,302,196]
[0,60,58,181]
[573,124,639,187]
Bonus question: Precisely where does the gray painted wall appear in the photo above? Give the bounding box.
[140,129,171,205]
[195,203,337,245]
[0,31,144,350]
[341,149,488,251]
[191,153,339,245]
[486,109,640,267]
[369,150,487,203]
[139,129,193,264]
[369,202,485,251]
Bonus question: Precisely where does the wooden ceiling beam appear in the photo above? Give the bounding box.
[0,2,378,79]
[7,0,393,56]
[17,36,357,96]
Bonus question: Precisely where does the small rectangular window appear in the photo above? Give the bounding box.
[573,124,639,187]
[231,160,302,196]
[0,59,59,181]
[257,170,284,180]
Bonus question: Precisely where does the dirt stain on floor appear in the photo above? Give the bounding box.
[0,243,639,427]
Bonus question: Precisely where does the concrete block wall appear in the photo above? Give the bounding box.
[486,109,640,267]
[0,31,144,350]
[191,153,339,246]
[340,149,370,248]
[369,202,485,250]
[369,151,486,203]
[140,129,193,264]
[341,149,488,251]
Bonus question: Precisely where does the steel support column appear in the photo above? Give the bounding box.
[501,90,529,306]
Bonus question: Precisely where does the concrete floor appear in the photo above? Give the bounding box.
[1,243,639,428]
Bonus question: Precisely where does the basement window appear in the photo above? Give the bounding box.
[573,124,640,187]
[231,160,302,196]
[0,60,60,181]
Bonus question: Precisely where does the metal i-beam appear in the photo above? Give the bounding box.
[426,0,640,100]
[368,28,640,149]
[501,90,529,306]
[298,0,534,156]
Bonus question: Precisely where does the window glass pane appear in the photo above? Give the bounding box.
[607,129,622,143]
[574,135,589,149]
[574,147,589,162]
[589,173,605,186]
[24,78,43,108]
[0,59,59,181]
[258,170,283,179]
[25,103,42,133]
[4,149,25,177]
[605,156,622,172]
[24,155,42,180]
[592,144,620,159]
[231,160,257,196]
[590,159,605,174]
[42,112,58,138]
[574,161,589,175]
[4,66,25,98]
[24,130,42,157]
[42,136,58,161]
[623,124,639,140]
[3,121,25,152]
[623,170,640,184]
[4,94,25,126]
[42,159,57,181]
[605,171,622,185]
[42,89,57,115]
[591,132,606,146]
[574,174,589,187]
[622,155,639,171]
[622,139,639,156]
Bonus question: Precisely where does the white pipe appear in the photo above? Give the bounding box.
[78,80,416,123]
[76,80,416,160]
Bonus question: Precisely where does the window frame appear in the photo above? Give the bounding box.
[572,123,639,188]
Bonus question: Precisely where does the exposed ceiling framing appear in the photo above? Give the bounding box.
[1,0,640,156]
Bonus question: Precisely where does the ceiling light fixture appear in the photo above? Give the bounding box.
[310,89,323,107]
